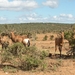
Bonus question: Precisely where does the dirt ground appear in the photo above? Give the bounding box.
[0,33,75,75]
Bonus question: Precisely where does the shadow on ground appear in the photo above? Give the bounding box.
[48,53,74,59]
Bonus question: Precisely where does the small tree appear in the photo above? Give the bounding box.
[43,35,48,41]
[50,35,54,40]
[64,31,74,46]
[64,30,75,58]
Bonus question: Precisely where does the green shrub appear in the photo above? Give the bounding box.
[40,50,49,59]
[1,49,13,63]
[8,42,25,56]
[43,35,48,41]
[1,43,47,71]
[3,65,17,73]
[64,31,75,46]
[50,35,54,40]
[21,56,41,70]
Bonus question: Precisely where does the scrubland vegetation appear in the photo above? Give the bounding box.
[0,23,74,34]
[0,23,75,73]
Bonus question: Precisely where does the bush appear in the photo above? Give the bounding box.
[8,42,25,56]
[43,35,48,41]
[64,31,75,46]
[1,42,47,71]
[21,56,41,70]
[64,30,75,58]
[50,35,54,40]
[40,50,49,59]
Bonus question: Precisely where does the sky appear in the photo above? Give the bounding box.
[0,0,75,24]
